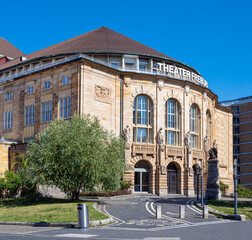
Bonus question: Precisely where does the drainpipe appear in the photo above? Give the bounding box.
[120,74,124,134]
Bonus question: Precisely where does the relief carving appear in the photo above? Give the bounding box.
[94,85,112,104]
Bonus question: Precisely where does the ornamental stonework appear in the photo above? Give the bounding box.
[94,85,112,104]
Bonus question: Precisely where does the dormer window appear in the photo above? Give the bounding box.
[110,62,119,68]
[139,61,148,71]
[125,59,136,69]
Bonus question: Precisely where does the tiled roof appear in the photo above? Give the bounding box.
[0,27,177,71]
[0,38,24,59]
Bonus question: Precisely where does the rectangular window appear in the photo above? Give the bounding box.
[44,81,50,90]
[41,101,52,123]
[191,135,195,148]
[139,61,148,71]
[168,131,175,145]
[62,76,69,85]
[111,62,119,67]
[59,97,71,119]
[25,105,35,126]
[4,110,13,129]
[6,91,12,100]
[137,128,147,143]
[45,102,49,122]
[41,103,45,123]
[28,86,34,94]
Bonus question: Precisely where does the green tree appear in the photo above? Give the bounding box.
[27,114,125,200]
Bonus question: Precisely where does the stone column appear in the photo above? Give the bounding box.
[0,138,17,177]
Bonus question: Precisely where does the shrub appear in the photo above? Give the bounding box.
[237,185,252,198]
[0,171,21,200]
[120,180,132,190]
[220,181,229,196]
[80,190,131,197]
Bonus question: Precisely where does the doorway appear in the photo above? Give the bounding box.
[134,160,150,193]
[167,162,177,194]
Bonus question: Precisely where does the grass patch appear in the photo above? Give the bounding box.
[207,200,252,220]
[0,198,107,223]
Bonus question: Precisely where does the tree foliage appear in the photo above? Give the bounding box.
[12,155,37,197]
[27,114,125,200]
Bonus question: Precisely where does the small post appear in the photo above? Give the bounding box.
[234,158,238,215]
[197,163,199,203]
[179,205,185,219]
[201,162,204,206]
[156,205,161,219]
[77,204,89,229]
[203,205,208,219]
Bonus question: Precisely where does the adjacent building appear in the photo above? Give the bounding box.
[220,96,252,190]
[0,27,234,195]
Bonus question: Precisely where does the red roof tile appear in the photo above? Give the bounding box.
[0,27,178,71]
[0,38,24,59]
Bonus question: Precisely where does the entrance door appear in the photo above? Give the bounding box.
[134,168,150,193]
[167,163,177,194]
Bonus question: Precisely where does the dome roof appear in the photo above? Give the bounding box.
[0,27,179,70]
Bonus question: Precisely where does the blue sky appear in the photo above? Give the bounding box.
[1,0,251,101]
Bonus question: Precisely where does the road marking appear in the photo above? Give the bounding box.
[149,201,192,225]
[55,233,97,238]
[144,238,180,240]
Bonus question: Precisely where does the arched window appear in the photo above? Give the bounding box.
[206,110,211,150]
[133,95,152,143]
[166,99,181,146]
[190,104,201,149]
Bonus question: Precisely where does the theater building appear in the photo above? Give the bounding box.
[0,27,234,196]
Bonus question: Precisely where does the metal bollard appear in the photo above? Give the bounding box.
[77,203,89,229]
[179,205,185,219]
[203,205,208,219]
[156,205,162,219]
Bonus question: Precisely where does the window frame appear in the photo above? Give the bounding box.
[44,81,50,90]
[165,99,181,146]
[190,104,201,149]
[133,95,153,143]
[62,76,69,85]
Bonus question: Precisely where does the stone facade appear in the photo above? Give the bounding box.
[0,30,234,195]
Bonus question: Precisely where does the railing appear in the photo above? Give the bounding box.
[132,143,156,156]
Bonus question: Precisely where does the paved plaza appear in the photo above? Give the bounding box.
[0,196,251,240]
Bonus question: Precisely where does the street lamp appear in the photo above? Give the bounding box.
[201,162,204,206]
[234,158,238,215]
[197,163,199,202]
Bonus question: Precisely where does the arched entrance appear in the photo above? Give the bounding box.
[167,162,177,194]
[134,160,150,193]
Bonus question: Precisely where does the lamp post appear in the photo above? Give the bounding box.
[201,162,204,206]
[234,158,238,215]
[197,163,199,202]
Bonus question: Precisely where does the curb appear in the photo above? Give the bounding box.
[195,202,246,221]
[0,217,113,228]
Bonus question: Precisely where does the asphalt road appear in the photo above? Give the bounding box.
[0,196,251,240]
